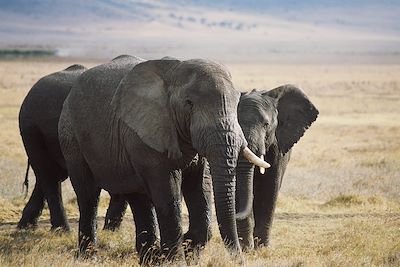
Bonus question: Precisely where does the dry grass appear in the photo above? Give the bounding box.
[0,59,399,266]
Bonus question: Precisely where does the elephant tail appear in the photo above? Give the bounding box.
[22,160,30,199]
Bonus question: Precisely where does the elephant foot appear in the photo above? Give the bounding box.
[17,220,38,230]
[239,235,255,251]
[76,234,98,259]
[183,230,210,265]
[50,224,70,233]
[50,217,70,232]
[74,248,98,261]
[17,210,41,230]
[183,239,201,265]
[183,228,212,247]
[103,217,123,231]
[138,244,160,266]
[139,247,185,266]
[254,236,270,249]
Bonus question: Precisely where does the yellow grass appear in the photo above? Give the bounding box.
[0,59,399,266]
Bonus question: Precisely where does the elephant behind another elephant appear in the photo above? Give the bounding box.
[17,55,145,230]
[18,63,87,230]
[235,86,318,250]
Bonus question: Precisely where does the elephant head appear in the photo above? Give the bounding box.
[110,58,269,252]
[235,85,319,222]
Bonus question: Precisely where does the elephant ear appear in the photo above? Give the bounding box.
[263,84,319,154]
[111,59,183,159]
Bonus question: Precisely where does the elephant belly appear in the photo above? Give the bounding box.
[89,160,146,194]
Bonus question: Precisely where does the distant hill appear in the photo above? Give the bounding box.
[0,0,399,63]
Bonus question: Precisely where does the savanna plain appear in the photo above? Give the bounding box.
[0,59,399,266]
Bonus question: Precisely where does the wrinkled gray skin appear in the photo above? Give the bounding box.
[17,55,213,262]
[17,56,145,231]
[59,57,249,261]
[104,157,213,263]
[18,64,87,230]
[236,86,319,250]
[104,85,319,253]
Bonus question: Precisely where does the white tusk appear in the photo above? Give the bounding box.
[242,147,271,169]
[259,155,266,174]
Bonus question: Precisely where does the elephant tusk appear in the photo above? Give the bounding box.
[242,147,271,169]
[260,155,266,174]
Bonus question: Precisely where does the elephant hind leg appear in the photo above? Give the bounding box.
[20,128,69,230]
[67,158,100,254]
[18,182,45,229]
[61,130,100,254]
[103,194,128,231]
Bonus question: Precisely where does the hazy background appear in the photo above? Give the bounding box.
[0,0,399,63]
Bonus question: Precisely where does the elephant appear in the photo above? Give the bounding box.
[18,63,87,230]
[17,55,145,231]
[58,57,269,262]
[235,85,319,250]
[103,85,319,253]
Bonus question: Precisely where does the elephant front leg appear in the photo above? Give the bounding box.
[253,171,280,248]
[18,182,45,229]
[103,194,128,231]
[125,193,159,265]
[253,151,289,248]
[237,214,255,251]
[182,158,212,263]
[145,168,184,263]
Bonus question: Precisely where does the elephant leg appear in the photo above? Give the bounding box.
[40,170,69,231]
[125,193,158,264]
[17,182,45,229]
[144,168,184,262]
[20,130,69,230]
[253,151,290,248]
[63,137,100,254]
[253,175,279,248]
[103,194,128,231]
[237,213,255,251]
[182,158,212,262]
[70,166,101,254]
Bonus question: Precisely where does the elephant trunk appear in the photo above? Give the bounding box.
[235,154,255,221]
[206,136,241,252]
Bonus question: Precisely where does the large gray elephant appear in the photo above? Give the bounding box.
[236,85,318,250]
[58,57,269,261]
[18,64,87,230]
[104,85,318,253]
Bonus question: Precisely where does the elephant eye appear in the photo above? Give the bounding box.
[185,100,193,108]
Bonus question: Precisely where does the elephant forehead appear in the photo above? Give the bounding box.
[180,59,231,80]
[189,77,239,106]
[239,96,277,123]
[241,93,276,111]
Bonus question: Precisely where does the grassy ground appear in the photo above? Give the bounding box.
[0,59,399,266]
